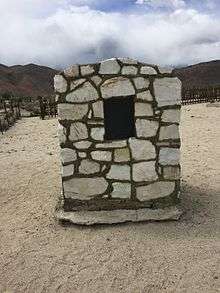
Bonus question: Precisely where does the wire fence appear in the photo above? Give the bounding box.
[0,98,21,134]
[182,86,220,105]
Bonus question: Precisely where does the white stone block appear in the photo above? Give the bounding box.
[58,103,88,121]
[70,78,86,91]
[136,181,175,201]
[133,77,149,90]
[66,81,99,103]
[114,148,130,162]
[122,66,138,75]
[54,75,67,93]
[154,77,181,107]
[99,58,120,74]
[81,65,95,76]
[63,177,108,200]
[163,166,181,180]
[95,140,127,149]
[58,123,66,144]
[69,122,88,141]
[161,109,180,123]
[107,165,130,180]
[64,65,79,78]
[159,125,180,140]
[118,57,138,64]
[129,138,156,161]
[101,77,135,99]
[136,90,153,101]
[73,141,92,149]
[62,164,74,177]
[158,67,173,74]
[136,119,159,138]
[78,152,87,158]
[159,148,180,165]
[91,150,112,161]
[135,102,154,117]
[111,182,131,199]
[90,127,104,141]
[133,161,158,182]
[140,66,157,75]
[61,148,77,164]
[92,101,104,118]
[79,159,100,174]
[91,76,102,86]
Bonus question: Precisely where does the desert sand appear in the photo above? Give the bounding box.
[0,104,219,293]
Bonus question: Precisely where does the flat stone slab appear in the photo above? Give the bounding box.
[56,206,182,225]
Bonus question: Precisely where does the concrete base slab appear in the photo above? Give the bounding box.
[56,206,182,225]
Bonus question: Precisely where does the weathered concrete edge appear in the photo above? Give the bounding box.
[55,206,183,225]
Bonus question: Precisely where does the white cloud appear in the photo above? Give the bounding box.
[135,0,186,9]
[0,0,219,68]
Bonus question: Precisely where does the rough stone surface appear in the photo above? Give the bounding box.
[62,164,74,177]
[61,148,77,164]
[107,165,130,180]
[133,77,150,89]
[140,66,157,75]
[63,177,108,200]
[159,125,180,140]
[163,166,181,180]
[133,161,158,182]
[79,159,100,174]
[136,181,175,201]
[118,57,138,64]
[78,152,87,158]
[91,150,112,161]
[58,123,66,144]
[101,77,135,99]
[122,66,138,75]
[73,141,92,149]
[66,81,99,103]
[135,102,154,117]
[69,122,88,141]
[99,58,120,75]
[137,90,153,101]
[154,78,181,107]
[54,75,67,93]
[70,78,86,91]
[161,109,180,123]
[92,101,104,118]
[64,65,79,78]
[58,103,88,121]
[114,148,130,162]
[111,182,131,199]
[80,65,95,76]
[158,67,173,74]
[90,127,104,141]
[95,141,127,149]
[91,76,102,86]
[159,148,180,165]
[136,119,159,138]
[129,138,156,161]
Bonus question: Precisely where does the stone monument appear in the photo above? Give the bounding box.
[54,58,182,225]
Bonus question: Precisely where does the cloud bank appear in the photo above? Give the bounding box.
[0,0,219,68]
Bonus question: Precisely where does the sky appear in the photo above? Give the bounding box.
[0,0,219,68]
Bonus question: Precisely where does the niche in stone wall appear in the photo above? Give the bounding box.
[104,95,136,140]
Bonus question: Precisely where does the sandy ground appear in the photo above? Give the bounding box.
[0,104,219,293]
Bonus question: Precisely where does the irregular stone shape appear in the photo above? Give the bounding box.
[66,81,99,103]
[88,109,92,119]
[159,125,180,140]
[133,77,149,90]
[91,76,102,86]
[58,123,66,144]
[154,78,181,107]
[69,122,88,141]
[118,57,138,64]
[79,159,100,174]
[58,103,88,121]
[81,65,95,76]
[64,65,79,78]
[140,66,157,75]
[73,141,92,149]
[90,127,104,141]
[70,78,86,91]
[99,58,120,74]
[161,109,180,123]
[56,206,182,225]
[106,165,130,180]
[137,90,153,101]
[111,182,131,199]
[78,152,87,158]
[114,148,130,162]
[163,166,181,180]
[159,148,180,165]
[54,75,67,93]
[61,148,77,164]
[91,150,112,161]
[62,164,74,177]
[158,67,173,74]
[133,161,158,182]
[101,77,135,99]
[136,181,175,201]
[135,102,154,117]
[122,66,138,75]
[129,138,156,161]
[95,140,127,149]
[92,101,104,118]
[136,119,159,138]
[63,177,108,200]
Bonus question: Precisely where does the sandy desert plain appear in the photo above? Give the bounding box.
[0,103,219,293]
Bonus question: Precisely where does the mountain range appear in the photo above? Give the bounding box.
[0,60,219,98]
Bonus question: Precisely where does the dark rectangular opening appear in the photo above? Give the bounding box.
[104,96,136,140]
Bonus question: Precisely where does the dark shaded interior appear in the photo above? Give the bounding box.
[104,95,136,140]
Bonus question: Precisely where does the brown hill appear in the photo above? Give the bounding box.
[0,64,57,98]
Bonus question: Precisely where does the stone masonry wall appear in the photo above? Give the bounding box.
[54,58,182,223]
